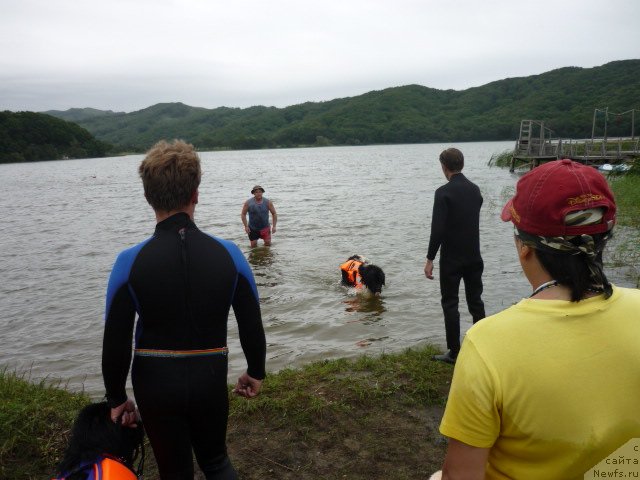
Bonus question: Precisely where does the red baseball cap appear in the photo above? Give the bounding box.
[501,159,616,236]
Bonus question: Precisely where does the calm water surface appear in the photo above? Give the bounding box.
[0,142,637,397]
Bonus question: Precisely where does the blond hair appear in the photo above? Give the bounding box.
[139,140,201,212]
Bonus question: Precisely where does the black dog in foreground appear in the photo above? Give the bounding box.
[340,255,386,296]
[54,401,144,480]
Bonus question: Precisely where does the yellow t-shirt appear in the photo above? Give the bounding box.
[440,285,640,479]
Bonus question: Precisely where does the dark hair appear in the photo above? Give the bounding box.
[56,402,144,478]
[439,148,464,172]
[533,233,612,301]
[359,264,386,295]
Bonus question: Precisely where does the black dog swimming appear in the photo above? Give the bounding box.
[54,401,144,480]
[340,255,386,296]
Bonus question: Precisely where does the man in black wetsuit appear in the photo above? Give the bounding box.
[102,140,266,479]
[424,148,485,365]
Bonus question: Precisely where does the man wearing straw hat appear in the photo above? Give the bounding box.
[241,185,277,247]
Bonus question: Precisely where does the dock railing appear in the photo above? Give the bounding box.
[512,111,639,170]
[557,137,640,164]
[512,118,639,170]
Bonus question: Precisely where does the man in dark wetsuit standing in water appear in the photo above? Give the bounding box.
[241,185,277,247]
[424,147,485,365]
[102,140,266,479]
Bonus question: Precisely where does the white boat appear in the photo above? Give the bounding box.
[598,163,631,173]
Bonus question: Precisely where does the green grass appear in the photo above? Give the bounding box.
[487,149,513,168]
[229,346,450,422]
[608,163,640,228]
[1,345,453,480]
[226,345,452,479]
[0,369,91,479]
[607,166,640,287]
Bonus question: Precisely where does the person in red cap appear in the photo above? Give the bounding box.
[434,159,640,479]
[241,185,277,247]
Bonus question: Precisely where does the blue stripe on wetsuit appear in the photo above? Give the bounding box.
[208,235,260,302]
[102,213,266,477]
[104,237,151,320]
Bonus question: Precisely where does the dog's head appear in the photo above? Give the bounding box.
[56,402,144,478]
[358,264,386,296]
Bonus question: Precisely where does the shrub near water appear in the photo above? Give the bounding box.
[0,369,90,479]
[487,150,513,168]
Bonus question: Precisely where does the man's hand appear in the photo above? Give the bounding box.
[271,226,276,235]
[424,259,434,280]
[110,398,139,427]
[233,371,263,398]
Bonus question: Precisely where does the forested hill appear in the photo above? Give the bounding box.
[44,59,640,152]
[0,112,111,163]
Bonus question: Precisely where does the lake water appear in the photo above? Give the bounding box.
[1,141,637,398]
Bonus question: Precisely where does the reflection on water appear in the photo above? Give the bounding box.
[343,292,387,322]
[247,246,281,288]
[248,246,275,268]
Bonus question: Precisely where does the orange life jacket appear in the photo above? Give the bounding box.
[53,456,137,480]
[340,259,363,289]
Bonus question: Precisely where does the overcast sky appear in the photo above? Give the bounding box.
[1,0,638,113]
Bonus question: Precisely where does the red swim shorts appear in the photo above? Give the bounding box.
[248,226,271,242]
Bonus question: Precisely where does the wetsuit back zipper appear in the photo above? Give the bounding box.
[178,227,194,348]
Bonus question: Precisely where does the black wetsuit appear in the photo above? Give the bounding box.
[102,213,266,479]
[427,173,486,355]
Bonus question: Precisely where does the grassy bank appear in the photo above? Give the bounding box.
[1,345,453,480]
[0,369,91,478]
[607,164,640,228]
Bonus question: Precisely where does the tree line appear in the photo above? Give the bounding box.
[0,111,111,163]
[3,59,639,161]
[50,60,640,152]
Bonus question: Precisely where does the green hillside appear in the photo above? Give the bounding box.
[42,59,640,152]
[0,112,112,163]
[43,107,125,123]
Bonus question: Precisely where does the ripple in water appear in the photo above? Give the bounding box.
[0,142,636,397]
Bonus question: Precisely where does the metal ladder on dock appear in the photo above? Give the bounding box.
[517,120,533,155]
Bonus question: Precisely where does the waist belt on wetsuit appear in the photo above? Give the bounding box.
[134,347,228,358]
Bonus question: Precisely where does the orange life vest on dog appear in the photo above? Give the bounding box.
[340,259,363,289]
[53,456,137,480]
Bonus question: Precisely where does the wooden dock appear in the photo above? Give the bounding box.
[510,118,639,172]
